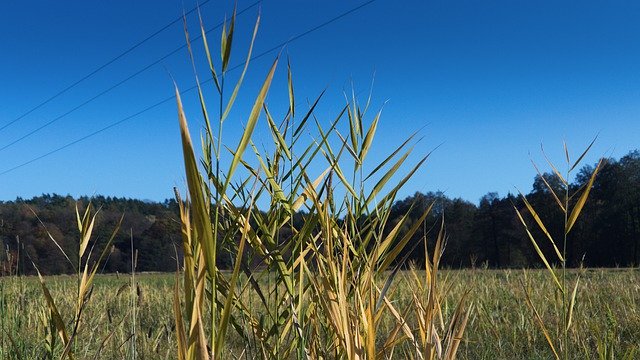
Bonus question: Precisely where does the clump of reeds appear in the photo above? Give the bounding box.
[172,7,471,359]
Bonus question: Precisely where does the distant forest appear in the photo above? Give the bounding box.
[1,150,638,275]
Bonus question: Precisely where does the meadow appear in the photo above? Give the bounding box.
[1,269,638,359]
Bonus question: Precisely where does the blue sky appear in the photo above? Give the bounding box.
[1,0,638,203]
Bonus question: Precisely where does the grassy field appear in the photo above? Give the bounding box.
[1,268,638,359]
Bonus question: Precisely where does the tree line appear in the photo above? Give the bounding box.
[1,150,638,275]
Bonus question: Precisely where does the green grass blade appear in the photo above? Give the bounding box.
[288,57,295,118]
[264,104,292,160]
[293,90,325,138]
[358,110,380,164]
[198,8,221,93]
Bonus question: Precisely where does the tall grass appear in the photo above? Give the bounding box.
[17,204,124,359]
[171,9,470,360]
[512,141,634,360]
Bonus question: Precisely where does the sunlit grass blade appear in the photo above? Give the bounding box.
[530,160,565,211]
[34,266,73,360]
[364,130,421,181]
[521,280,560,360]
[79,208,97,261]
[224,58,278,191]
[566,277,579,331]
[359,109,380,164]
[379,202,433,273]
[222,12,260,122]
[220,6,236,72]
[517,190,564,262]
[541,144,568,185]
[566,158,603,234]
[364,148,411,206]
[30,208,74,270]
[175,85,216,283]
[514,206,563,291]
[197,8,221,93]
[335,130,360,164]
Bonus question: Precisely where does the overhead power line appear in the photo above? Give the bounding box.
[0,0,376,176]
[0,1,261,152]
[0,0,213,133]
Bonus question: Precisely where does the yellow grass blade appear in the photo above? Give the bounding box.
[566,277,579,331]
[292,167,330,212]
[197,8,220,92]
[29,208,74,269]
[359,110,380,163]
[530,160,565,212]
[221,13,260,122]
[174,270,188,360]
[364,148,411,206]
[521,280,560,360]
[364,131,421,182]
[518,191,564,262]
[175,85,216,280]
[35,266,74,360]
[369,153,431,209]
[514,206,563,291]
[541,144,568,185]
[224,58,278,191]
[379,203,433,273]
[566,159,602,234]
[79,210,97,260]
[569,136,597,172]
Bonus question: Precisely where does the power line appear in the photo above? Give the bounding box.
[0,1,261,152]
[0,0,213,133]
[0,0,376,176]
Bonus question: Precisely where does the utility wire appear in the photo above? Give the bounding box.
[0,1,261,152]
[0,0,376,176]
[0,0,213,133]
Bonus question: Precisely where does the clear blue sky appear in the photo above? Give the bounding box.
[1,0,638,203]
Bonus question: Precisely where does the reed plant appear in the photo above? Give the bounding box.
[26,203,123,359]
[512,141,632,360]
[171,8,470,360]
